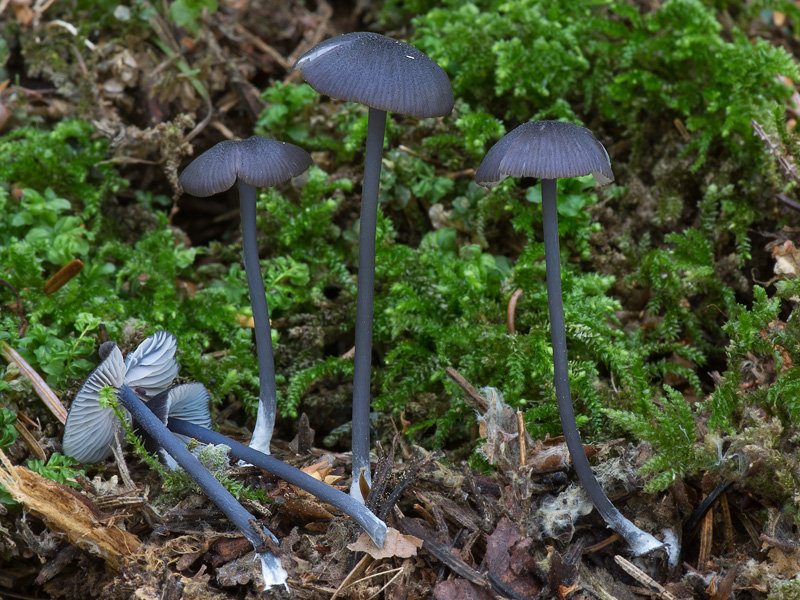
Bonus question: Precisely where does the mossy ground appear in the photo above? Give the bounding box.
[2,0,800,598]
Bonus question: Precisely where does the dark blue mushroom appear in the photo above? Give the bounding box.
[295,32,453,499]
[178,136,312,456]
[476,121,662,556]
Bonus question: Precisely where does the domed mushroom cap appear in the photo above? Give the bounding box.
[475,121,614,188]
[178,136,313,197]
[294,32,454,118]
[63,344,127,463]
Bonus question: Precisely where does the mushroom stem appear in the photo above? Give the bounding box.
[351,106,387,499]
[116,384,288,586]
[239,180,278,455]
[541,178,662,556]
[168,417,388,547]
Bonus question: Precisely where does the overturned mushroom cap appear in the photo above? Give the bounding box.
[138,382,213,470]
[475,120,614,188]
[178,136,313,197]
[124,330,179,399]
[62,331,180,463]
[294,32,454,118]
[62,345,127,463]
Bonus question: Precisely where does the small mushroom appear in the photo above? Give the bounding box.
[117,384,288,589]
[295,32,453,498]
[63,331,178,463]
[137,383,213,471]
[168,416,387,547]
[476,121,662,556]
[178,136,312,456]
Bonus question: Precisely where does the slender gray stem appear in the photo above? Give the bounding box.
[239,181,277,455]
[351,107,387,497]
[168,417,387,547]
[541,179,662,555]
[116,384,277,550]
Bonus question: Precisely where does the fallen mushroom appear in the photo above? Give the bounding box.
[295,32,454,498]
[116,383,288,589]
[167,416,387,547]
[65,336,387,547]
[62,331,178,463]
[476,120,663,556]
[178,136,312,456]
[137,382,213,471]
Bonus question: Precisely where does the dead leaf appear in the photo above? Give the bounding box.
[235,313,255,328]
[283,497,335,521]
[348,527,423,560]
[434,579,494,600]
[485,517,540,598]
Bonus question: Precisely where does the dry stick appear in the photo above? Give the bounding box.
[507,288,524,334]
[43,259,83,294]
[398,517,528,600]
[614,555,679,600]
[377,450,442,522]
[365,437,399,514]
[445,367,489,412]
[683,481,733,536]
[720,493,735,554]
[461,462,493,532]
[1,341,67,424]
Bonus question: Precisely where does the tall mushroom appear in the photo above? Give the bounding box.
[178,136,312,456]
[476,120,662,556]
[63,331,178,463]
[294,32,454,498]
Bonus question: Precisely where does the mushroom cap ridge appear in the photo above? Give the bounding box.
[294,32,454,118]
[476,121,614,187]
[178,136,313,197]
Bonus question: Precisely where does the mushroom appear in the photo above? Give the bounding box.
[116,384,289,589]
[475,121,663,556]
[137,383,213,471]
[63,331,178,463]
[178,136,312,456]
[294,32,454,497]
[167,416,387,547]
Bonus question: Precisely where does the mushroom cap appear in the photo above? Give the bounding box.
[294,32,454,118]
[178,136,313,197]
[475,121,614,188]
[63,331,181,463]
[62,344,126,463]
[124,330,179,399]
[138,382,213,469]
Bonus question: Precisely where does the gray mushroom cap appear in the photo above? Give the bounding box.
[178,136,313,197]
[62,344,127,464]
[137,382,213,470]
[475,121,614,188]
[294,32,454,118]
[62,331,180,463]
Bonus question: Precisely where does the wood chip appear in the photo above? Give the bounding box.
[0,450,140,569]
